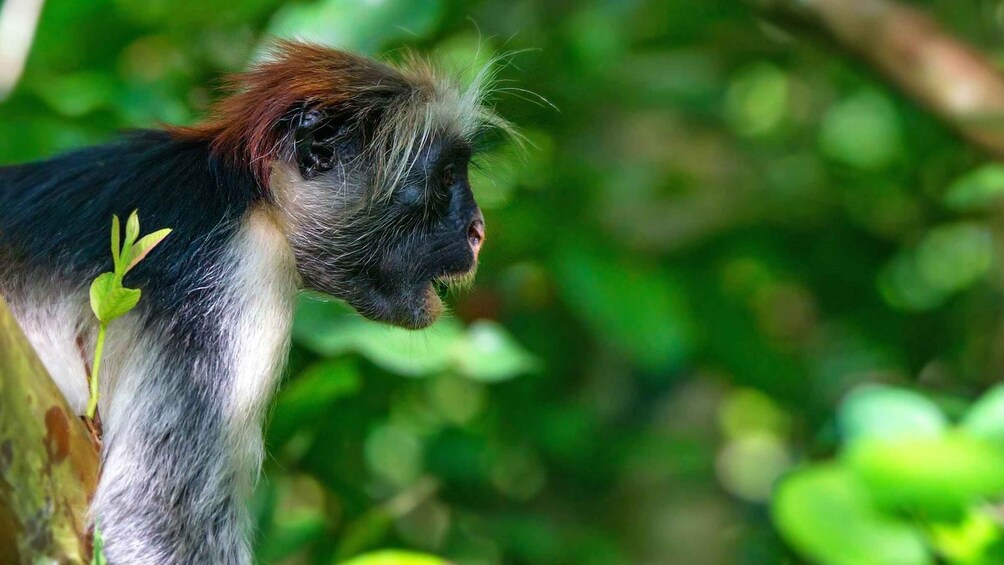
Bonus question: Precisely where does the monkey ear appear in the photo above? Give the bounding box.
[293,108,342,180]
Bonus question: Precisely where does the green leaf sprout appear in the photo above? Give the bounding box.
[86,210,171,419]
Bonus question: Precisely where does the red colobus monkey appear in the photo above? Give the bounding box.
[0,41,504,563]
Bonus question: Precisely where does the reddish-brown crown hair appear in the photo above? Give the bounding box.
[170,40,506,189]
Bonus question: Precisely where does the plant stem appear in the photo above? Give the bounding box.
[91,521,106,565]
[86,322,107,419]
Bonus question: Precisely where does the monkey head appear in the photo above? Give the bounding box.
[273,104,488,329]
[175,42,507,329]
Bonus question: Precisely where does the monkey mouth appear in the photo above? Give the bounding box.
[431,268,476,297]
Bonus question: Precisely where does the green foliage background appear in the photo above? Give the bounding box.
[6,0,1004,563]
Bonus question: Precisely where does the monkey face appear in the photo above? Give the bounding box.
[275,110,485,329]
[357,148,484,328]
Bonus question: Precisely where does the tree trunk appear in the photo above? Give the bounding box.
[0,296,98,563]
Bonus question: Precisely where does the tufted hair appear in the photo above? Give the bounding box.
[170,40,509,195]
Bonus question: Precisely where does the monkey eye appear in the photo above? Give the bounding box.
[441,164,455,188]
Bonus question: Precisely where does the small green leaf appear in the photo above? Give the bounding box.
[90,273,142,323]
[91,522,107,565]
[125,228,172,271]
[89,272,115,318]
[124,209,140,247]
[110,215,121,267]
[773,464,931,565]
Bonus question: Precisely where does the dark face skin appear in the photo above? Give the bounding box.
[288,108,485,329]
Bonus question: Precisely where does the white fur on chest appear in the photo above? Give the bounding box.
[226,209,298,430]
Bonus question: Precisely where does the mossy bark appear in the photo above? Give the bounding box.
[0,296,98,563]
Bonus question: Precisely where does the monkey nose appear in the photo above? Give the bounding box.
[468,217,485,259]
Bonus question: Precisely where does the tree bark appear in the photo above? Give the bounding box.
[0,296,98,563]
[746,0,1004,158]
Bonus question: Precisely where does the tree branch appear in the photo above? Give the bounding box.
[747,0,1004,158]
[0,296,98,562]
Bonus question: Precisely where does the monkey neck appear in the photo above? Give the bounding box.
[224,207,299,431]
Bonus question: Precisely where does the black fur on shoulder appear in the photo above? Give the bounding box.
[0,130,264,322]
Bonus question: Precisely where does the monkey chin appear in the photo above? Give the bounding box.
[362,279,445,330]
[409,284,446,329]
[351,267,476,330]
[394,270,475,330]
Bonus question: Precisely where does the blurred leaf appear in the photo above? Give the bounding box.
[261,514,329,562]
[555,248,692,373]
[838,386,947,443]
[878,251,951,311]
[293,294,535,381]
[269,359,361,447]
[454,320,539,382]
[719,388,790,440]
[340,550,449,565]
[91,524,107,565]
[962,385,1004,443]
[819,89,901,170]
[845,434,1004,517]
[469,129,555,210]
[336,479,440,560]
[725,62,788,137]
[268,0,443,54]
[879,223,994,311]
[717,434,792,502]
[337,512,395,562]
[365,424,422,485]
[773,464,931,565]
[113,0,278,27]
[294,296,459,375]
[928,509,1003,565]
[33,72,116,117]
[944,164,1004,211]
[914,223,993,292]
[564,7,627,72]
